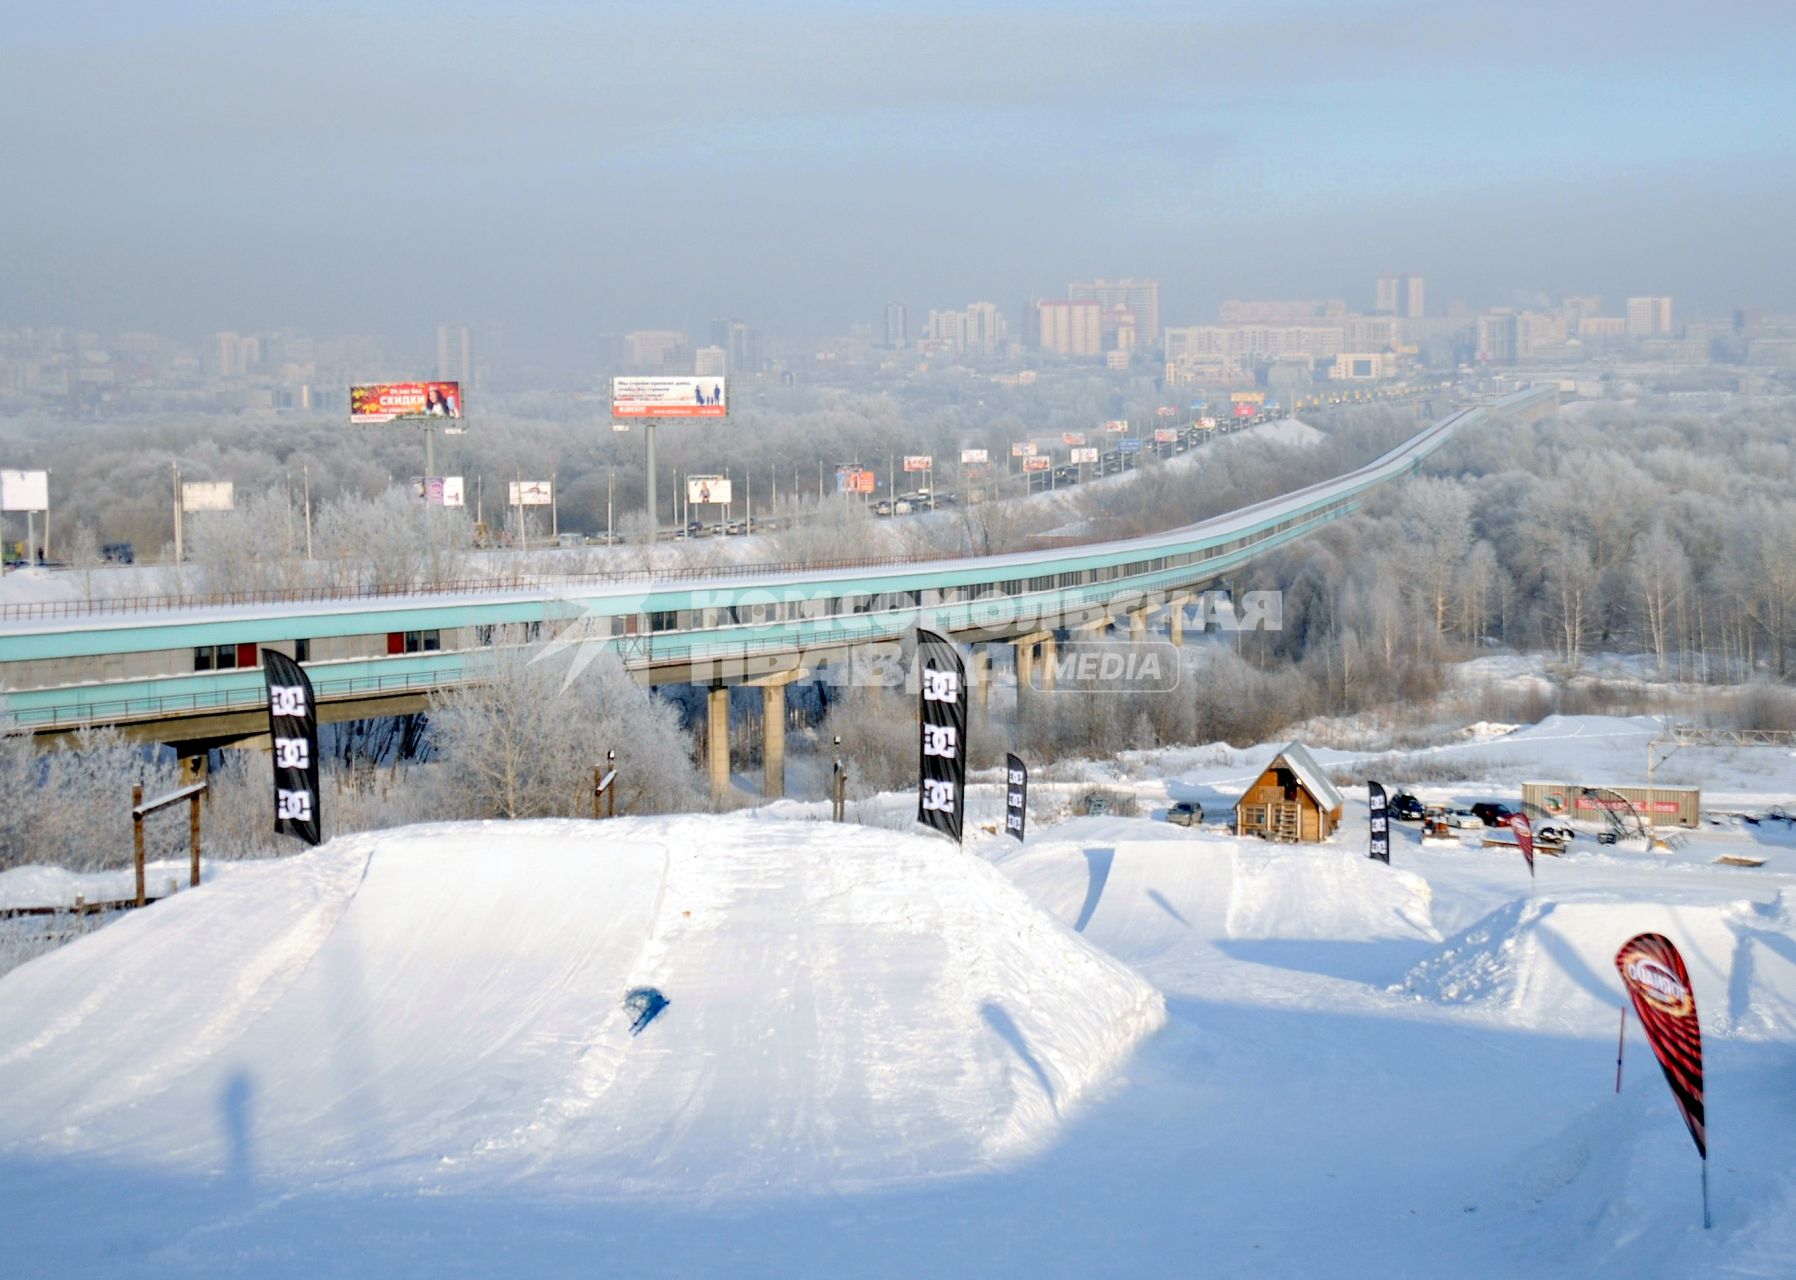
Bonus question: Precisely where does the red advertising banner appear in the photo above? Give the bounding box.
[1062,432,1087,446]
[1507,812,1534,878]
[903,455,933,472]
[1615,933,1706,1160]
[351,381,462,423]
[1023,456,1051,472]
[1233,403,1255,418]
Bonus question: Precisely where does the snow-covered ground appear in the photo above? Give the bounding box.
[2,712,1794,1277]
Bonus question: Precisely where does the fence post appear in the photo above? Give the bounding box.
[189,790,202,888]
[132,783,145,907]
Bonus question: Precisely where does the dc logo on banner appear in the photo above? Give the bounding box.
[915,631,968,843]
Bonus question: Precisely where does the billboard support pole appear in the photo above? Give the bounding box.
[645,425,658,537]
[172,462,184,564]
[551,471,558,540]
[303,464,313,560]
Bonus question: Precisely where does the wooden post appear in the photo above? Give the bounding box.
[132,783,146,908]
[189,789,202,888]
[593,765,603,819]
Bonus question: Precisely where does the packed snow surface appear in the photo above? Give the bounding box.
[5,714,1796,1278]
[0,818,1163,1200]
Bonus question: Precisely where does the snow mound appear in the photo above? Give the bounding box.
[0,817,1164,1198]
[1225,846,1438,943]
[1398,892,1796,1039]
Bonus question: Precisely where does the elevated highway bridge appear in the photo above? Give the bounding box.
[0,388,1558,800]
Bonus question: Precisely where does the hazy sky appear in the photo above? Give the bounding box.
[4,0,1793,352]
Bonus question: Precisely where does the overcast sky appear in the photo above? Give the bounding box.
[3,0,1793,352]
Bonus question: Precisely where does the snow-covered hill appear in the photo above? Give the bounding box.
[0,817,1162,1199]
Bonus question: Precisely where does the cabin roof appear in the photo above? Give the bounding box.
[1241,741,1345,812]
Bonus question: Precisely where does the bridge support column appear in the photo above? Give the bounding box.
[1129,609,1148,643]
[752,669,806,800]
[706,685,731,808]
[971,647,991,712]
[1013,631,1052,695]
[1168,598,1185,647]
[1038,634,1057,690]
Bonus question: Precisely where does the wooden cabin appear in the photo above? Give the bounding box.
[1234,742,1344,843]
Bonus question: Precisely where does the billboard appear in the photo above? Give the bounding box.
[1070,447,1099,464]
[611,376,727,418]
[1023,456,1051,472]
[1156,406,1179,417]
[0,469,48,512]
[350,381,462,423]
[835,465,875,495]
[1104,419,1129,433]
[686,475,733,505]
[1234,403,1256,418]
[1154,428,1178,443]
[903,455,933,472]
[1230,391,1266,404]
[181,481,235,512]
[959,448,989,465]
[1010,441,1037,457]
[412,476,465,507]
[1061,432,1087,446]
[509,480,553,507]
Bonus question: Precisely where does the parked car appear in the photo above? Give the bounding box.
[1471,802,1519,828]
[1166,801,1204,827]
[1389,792,1426,821]
[1441,808,1483,830]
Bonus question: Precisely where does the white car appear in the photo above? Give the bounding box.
[1441,808,1482,829]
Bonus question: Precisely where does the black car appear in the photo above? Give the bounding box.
[1471,802,1518,828]
[1388,792,1426,821]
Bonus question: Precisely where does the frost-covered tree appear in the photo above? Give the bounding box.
[427,635,698,819]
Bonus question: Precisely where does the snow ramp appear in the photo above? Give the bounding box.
[0,816,1163,1198]
[1399,887,1796,1039]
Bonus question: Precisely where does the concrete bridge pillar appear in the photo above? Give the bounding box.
[752,669,806,800]
[706,684,731,807]
[1168,598,1186,647]
[971,646,992,712]
[1038,634,1057,690]
[1013,631,1053,695]
[1129,609,1148,643]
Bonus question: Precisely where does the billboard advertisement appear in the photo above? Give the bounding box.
[0,469,49,512]
[350,381,462,423]
[959,448,989,465]
[1104,419,1129,433]
[412,476,465,507]
[835,465,875,495]
[1154,428,1178,443]
[1156,406,1179,417]
[685,475,733,505]
[1230,391,1266,404]
[509,480,553,507]
[1023,456,1051,472]
[1070,447,1099,464]
[903,455,933,472]
[181,481,235,512]
[1234,403,1256,418]
[1061,432,1087,446]
[611,376,727,418]
[1010,441,1037,457]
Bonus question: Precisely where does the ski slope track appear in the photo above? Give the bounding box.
[0,818,1164,1200]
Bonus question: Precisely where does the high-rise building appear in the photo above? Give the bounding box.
[1475,311,1518,364]
[624,330,688,372]
[883,300,908,349]
[1036,300,1102,356]
[1374,276,1400,315]
[1067,279,1159,349]
[1402,275,1425,319]
[708,319,761,375]
[694,345,728,376]
[1375,275,1425,317]
[1219,298,1347,324]
[436,323,473,387]
[1626,297,1674,337]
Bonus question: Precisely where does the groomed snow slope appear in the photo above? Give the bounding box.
[0,818,1164,1198]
